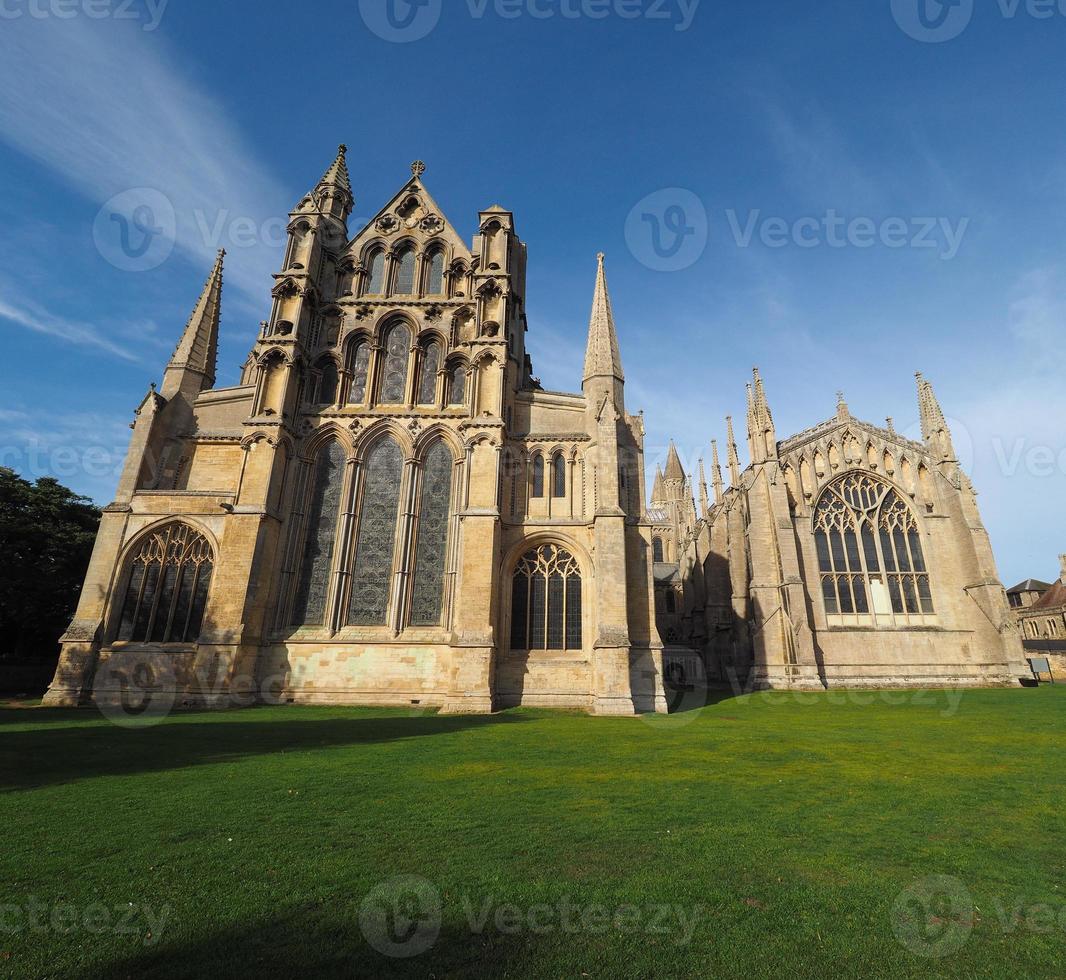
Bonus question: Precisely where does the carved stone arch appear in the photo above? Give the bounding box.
[502,532,592,581]
[412,424,464,462]
[271,277,300,299]
[343,327,373,361]
[301,422,356,463]
[119,516,219,568]
[256,346,294,368]
[240,431,280,451]
[353,419,416,464]
[360,238,391,264]
[371,309,418,343]
[415,325,449,350]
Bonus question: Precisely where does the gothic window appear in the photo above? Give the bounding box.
[409,442,453,626]
[653,537,665,563]
[315,357,338,405]
[531,455,545,498]
[813,473,934,621]
[348,439,404,626]
[552,454,566,498]
[394,246,417,295]
[426,247,446,296]
[447,364,466,406]
[509,544,582,651]
[417,341,441,405]
[366,249,386,295]
[116,523,214,644]
[379,322,411,404]
[347,339,371,405]
[291,442,346,626]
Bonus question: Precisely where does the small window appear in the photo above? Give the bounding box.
[666,592,676,614]
[366,249,386,295]
[532,456,545,498]
[426,249,445,295]
[552,455,566,498]
[653,537,664,563]
[447,364,466,406]
[394,246,417,295]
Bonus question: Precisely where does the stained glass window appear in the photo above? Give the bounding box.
[117,523,214,644]
[394,246,417,295]
[348,439,404,625]
[347,339,371,405]
[448,364,466,406]
[409,442,453,626]
[380,322,410,404]
[814,472,934,620]
[510,544,582,651]
[417,341,441,405]
[426,249,445,295]
[366,249,386,294]
[291,442,346,625]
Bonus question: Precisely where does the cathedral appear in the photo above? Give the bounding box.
[44,149,1029,715]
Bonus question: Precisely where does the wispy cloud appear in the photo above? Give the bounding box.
[0,17,289,301]
[0,288,140,361]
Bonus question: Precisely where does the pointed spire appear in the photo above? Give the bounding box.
[315,143,352,201]
[698,458,710,518]
[583,253,625,386]
[726,416,742,486]
[837,390,851,419]
[651,465,664,505]
[916,372,956,461]
[165,249,224,395]
[752,368,773,428]
[664,441,686,482]
[711,439,725,505]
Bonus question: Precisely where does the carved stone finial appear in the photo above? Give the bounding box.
[411,160,426,179]
[886,417,895,433]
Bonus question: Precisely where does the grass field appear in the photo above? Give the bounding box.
[0,687,1063,978]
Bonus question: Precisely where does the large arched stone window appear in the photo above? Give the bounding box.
[509,544,582,651]
[348,438,404,626]
[292,441,346,626]
[347,338,371,405]
[116,523,214,644]
[409,441,453,626]
[813,473,934,622]
[417,340,441,405]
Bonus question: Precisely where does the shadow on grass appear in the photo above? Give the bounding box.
[0,710,527,793]
[93,909,542,980]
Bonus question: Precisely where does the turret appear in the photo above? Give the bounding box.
[710,439,725,505]
[916,372,957,463]
[726,416,742,486]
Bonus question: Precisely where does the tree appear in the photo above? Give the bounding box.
[0,468,100,664]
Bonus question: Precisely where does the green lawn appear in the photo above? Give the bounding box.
[0,687,1063,978]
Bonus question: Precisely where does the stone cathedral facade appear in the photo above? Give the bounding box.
[45,149,666,715]
[44,149,1028,714]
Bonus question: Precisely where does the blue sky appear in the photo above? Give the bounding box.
[0,0,1064,585]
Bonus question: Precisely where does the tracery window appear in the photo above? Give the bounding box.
[116,523,214,644]
[409,442,453,626]
[552,454,566,498]
[394,246,417,295]
[426,248,445,296]
[379,322,411,404]
[653,537,665,563]
[366,249,386,295]
[813,473,934,622]
[447,364,466,406]
[292,442,346,626]
[509,544,582,651]
[417,341,441,405]
[531,455,545,498]
[347,339,371,404]
[348,439,404,626]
